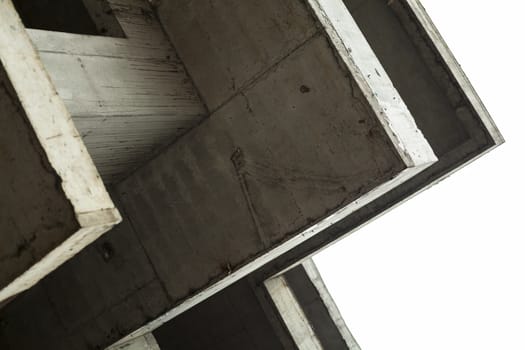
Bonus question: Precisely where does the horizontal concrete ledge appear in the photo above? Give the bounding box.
[108,0,436,346]
[250,0,505,285]
[0,0,120,303]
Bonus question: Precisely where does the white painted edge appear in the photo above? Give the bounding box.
[26,29,172,60]
[0,0,120,220]
[0,0,121,301]
[0,223,116,302]
[106,333,161,350]
[405,0,504,145]
[108,2,440,345]
[110,2,504,344]
[110,159,434,347]
[265,276,323,350]
[302,259,361,350]
[307,0,437,168]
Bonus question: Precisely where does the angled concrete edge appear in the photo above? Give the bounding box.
[108,0,437,345]
[252,0,505,288]
[0,0,121,302]
[302,259,361,350]
[307,0,437,167]
[406,0,504,146]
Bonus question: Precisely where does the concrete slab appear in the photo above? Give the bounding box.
[25,0,207,182]
[108,0,435,344]
[252,0,505,279]
[0,0,503,349]
[0,0,120,304]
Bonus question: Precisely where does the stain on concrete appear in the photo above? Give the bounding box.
[0,65,78,294]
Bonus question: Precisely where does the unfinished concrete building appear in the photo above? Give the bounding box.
[0,0,503,349]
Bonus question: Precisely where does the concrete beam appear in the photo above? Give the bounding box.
[26,0,207,182]
[0,0,120,303]
[153,275,297,350]
[251,0,505,281]
[108,0,435,344]
[0,1,504,349]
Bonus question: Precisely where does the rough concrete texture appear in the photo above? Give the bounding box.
[0,0,418,347]
[0,0,501,349]
[0,65,78,294]
[0,0,120,304]
[0,197,169,350]
[153,276,296,350]
[27,0,207,182]
[285,265,353,350]
[252,0,504,280]
[157,0,318,111]
[115,31,406,302]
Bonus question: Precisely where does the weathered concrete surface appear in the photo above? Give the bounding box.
[153,276,296,350]
[252,0,505,280]
[116,32,410,301]
[0,66,78,300]
[107,0,434,342]
[0,0,120,304]
[0,0,435,348]
[0,198,168,349]
[157,0,318,112]
[1,0,506,349]
[27,0,207,182]
[284,261,360,350]
[153,260,357,350]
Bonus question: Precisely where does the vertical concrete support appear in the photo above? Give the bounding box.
[265,276,324,350]
[302,260,361,350]
[0,0,120,303]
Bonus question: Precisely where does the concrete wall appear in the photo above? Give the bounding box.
[284,264,359,350]
[0,1,503,349]
[26,0,207,182]
[154,277,296,350]
[0,0,432,347]
[0,0,120,304]
[0,198,166,349]
[252,0,505,280]
[0,65,78,297]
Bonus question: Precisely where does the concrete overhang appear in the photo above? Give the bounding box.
[0,0,503,349]
[254,0,505,278]
[109,0,502,345]
[0,2,121,304]
[1,0,206,305]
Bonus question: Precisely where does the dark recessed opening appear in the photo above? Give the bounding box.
[12,0,125,37]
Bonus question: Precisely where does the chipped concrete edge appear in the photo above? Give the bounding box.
[0,0,121,302]
[307,0,437,168]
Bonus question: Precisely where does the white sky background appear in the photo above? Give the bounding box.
[314,1,525,349]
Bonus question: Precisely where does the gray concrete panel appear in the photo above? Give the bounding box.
[0,0,120,304]
[0,65,78,299]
